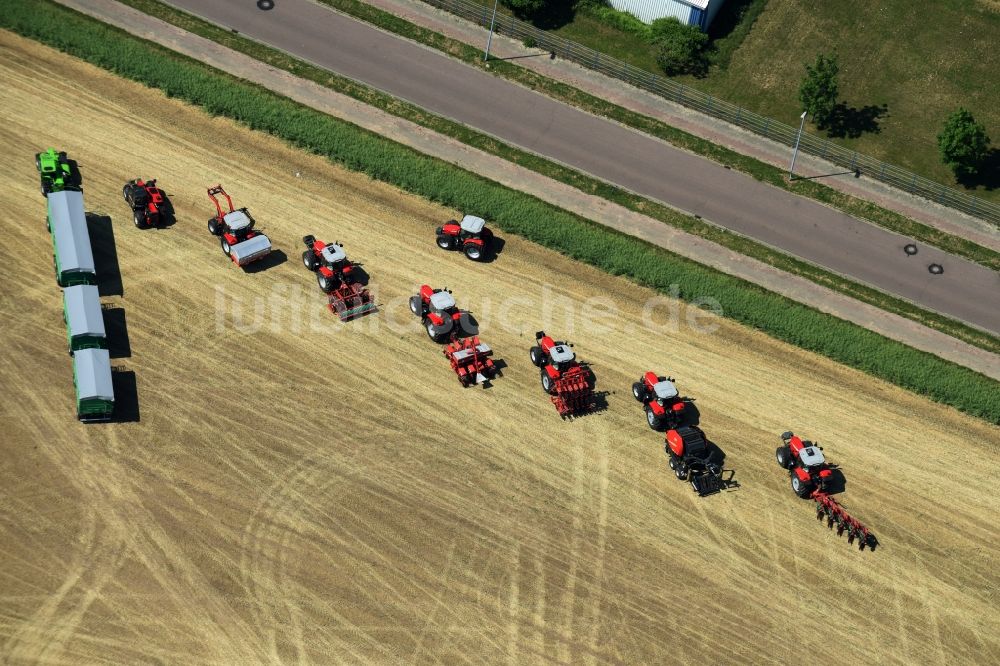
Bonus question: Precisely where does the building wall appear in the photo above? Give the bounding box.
[607,0,724,30]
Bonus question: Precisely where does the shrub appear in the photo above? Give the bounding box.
[500,0,547,18]
[649,17,709,76]
[938,109,991,180]
[4,0,997,423]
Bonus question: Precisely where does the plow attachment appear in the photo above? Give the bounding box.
[811,491,877,551]
[443,336,496,386]
[550,367,595,418]
[327,282,376,321]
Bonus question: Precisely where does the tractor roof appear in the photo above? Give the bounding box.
[223,210,252,231]
[799,446,826,467]
[460,215,486,234]
[321,243,346,263]
[549,344,575,364]
[429,291,456,311]
[652,380,678,400]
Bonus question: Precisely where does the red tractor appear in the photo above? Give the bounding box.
[435,215,492,261]
[206,184,272,266]
[775,430,835,498]
[409,285,466,342]
[529,330,595,417]
[122,178,167,228]
[664,426,728,496]
[631,371,692,430]
[776,431,877,550]
[301,235,358,292]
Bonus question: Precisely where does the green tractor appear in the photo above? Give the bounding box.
[35,148,77,197]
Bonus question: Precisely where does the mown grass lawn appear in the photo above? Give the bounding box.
[476,0,1000,201]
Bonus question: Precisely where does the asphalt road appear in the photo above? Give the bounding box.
[167,0,999,333]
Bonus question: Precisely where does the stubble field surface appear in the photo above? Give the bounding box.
[0,31,997,665]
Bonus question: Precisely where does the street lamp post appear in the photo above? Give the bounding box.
[484,0,500,62]
[789,111,808,180]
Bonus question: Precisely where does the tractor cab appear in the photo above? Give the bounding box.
[798,445,826,468]
[459,215,486,237]
[223,209,254,237]
[548,343,576,371]
[320,243,347,269]
[652,380,678,401]
[429,290,457,313]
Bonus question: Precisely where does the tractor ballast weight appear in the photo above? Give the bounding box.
[206,184,272,266]
[632,370,692,430]
[123,178,166,227]
[530,330,595,418]
[665,426,726,496]
[435,214,492,261]
[443,336,496,386]
[777,431,877,551]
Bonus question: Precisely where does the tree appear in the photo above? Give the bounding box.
[650,17,709,76]
[937,108,991,179]
[798,54,839,128]
[500,0,547,18]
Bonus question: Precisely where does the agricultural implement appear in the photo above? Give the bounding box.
[123,178,167,227]
[35,148,77,197]
[443,336,496,386]
[409,285,470,342]
[632,370,692,430]
[664,426,730,496]
[529,330,595,418]
[776,431,877,550]
[206,184,272,266]
[435,215,492,261]
[326,282,377,321]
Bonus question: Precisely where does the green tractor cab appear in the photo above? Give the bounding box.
[35,148,77,197]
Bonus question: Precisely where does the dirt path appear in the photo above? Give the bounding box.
[51,0,1000,381]
[0,32,997,664]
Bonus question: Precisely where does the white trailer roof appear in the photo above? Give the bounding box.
[63,284,106,339]
[74,348,114,402]
[48,190,95,275]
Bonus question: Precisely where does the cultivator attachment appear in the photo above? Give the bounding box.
[811,491,877,551]
[443,336,496,386]
[327,282,376,321]
[550,367,595,418]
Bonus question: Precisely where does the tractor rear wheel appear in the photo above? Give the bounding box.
[409,295,422,316]
[436,235,454,250]
[317,273,339,293]
[133,211,145,228]
[775,446,791,469]
[540,369,555,394]
[632,382,647,402]
[645,406,663,430]
[426,320,447,342]
[463,242,483,260]
[208,218,221,235]
[791,475,812,498]
[220,237,232,256]
[302,251,318,271]
[529,346,544,367]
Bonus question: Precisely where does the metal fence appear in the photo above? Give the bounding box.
[418,0,1000,225]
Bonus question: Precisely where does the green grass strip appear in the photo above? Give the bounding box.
[110,0,1000,354]
[4,0,998,423]
[309,0,999,270]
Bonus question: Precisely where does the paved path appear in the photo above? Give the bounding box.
[157,0,1000,334]
[366,0,1000,254]
[54,0,1000,379]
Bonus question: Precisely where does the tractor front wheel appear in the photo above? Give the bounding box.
[632,382,647,402]
[645,406,663,430]
[208,218,221,235]
[409,295,422,316]
[529,346,544,367]
[302,250,318,271]
[133,211,145,228]
[674,465,688,481]
[791,475,812,498]
[540,369,555,394]
[436,235,454,250]
[775,446,791,469]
